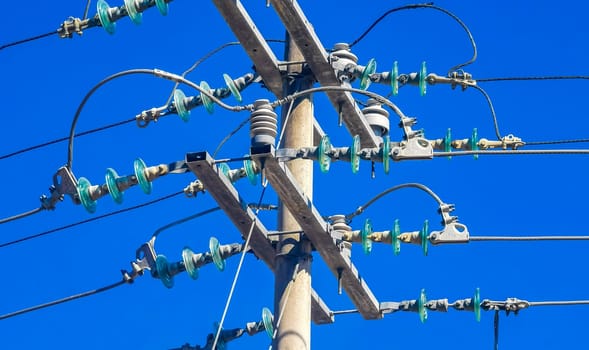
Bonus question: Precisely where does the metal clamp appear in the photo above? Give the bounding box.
[122,240,157,282]
[391,117,433,161]
[45,166,79,207]
[479,134,525,150]
[481,298,530,315]
[426,71,477,90]
[429,203,469,244]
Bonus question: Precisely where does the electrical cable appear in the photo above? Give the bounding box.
[270,263,300,342]
[345,183,444,221]
[66,68,249,170]
[165,38,286,106]
[0,191,183,249]
[0,30,57,51]
[0,207,44,225]
[477,75,589,83]
[469,84,502,140]
[165,41,240,106]
[470,235,589,242]
[493,310,499,350]
[524,138,589,146]
[0,279,126,321]
[212,184,268,350]
[276,80,299,149]
[348,3,477,75]
[434,149,589,157]
[152,207,222,239]
[82,0,92,20]
[0,118,134,161]
[213,115,252,158]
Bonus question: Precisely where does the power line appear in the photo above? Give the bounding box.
[469,84,502,140]
[0,279,126,321]
[345,183,444,221]
[477,75,589,83]
[349,3,477,75]
[524,138,589,146]
[0,118,134,161]
[212,185,268,350]
[0,191,184,248]
[434,149,589,157]
[470,235,589,242]
[0,30,57,51]
[0,207,44,225]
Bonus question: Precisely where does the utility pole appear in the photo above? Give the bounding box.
[273,33,314,350]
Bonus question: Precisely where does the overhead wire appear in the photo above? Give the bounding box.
[470,235,589,242]
[345,183,444,221]
[477,75,589,83]
[0,30,57,51]
[434,149,589,157]
[468,84,502,140]
[348,3,477,75]
[212,184,268,350]
[0,191,184,248]
[0,118,134,161]
[0,280,126,321]
[82,0,93,20]
[0,208,44,225]
[67,68,249,170]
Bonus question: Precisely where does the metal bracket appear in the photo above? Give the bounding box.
[429,203,469,244]
[50,166,79,205]
[391,137,433,161]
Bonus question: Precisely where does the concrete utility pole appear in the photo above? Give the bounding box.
[273,33,314,350]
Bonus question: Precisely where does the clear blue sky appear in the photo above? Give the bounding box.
[1,1,588,349]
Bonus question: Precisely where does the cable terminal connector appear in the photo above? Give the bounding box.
[184,180,205,198]
[391,117,433,161]
[482,298,530,315]
[429,203,469,245]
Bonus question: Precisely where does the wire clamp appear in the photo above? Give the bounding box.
[58,17,87,38]
[482,298,530,315]
[429,203,469,244]
[391,117,433,161]
[48,166,80,205]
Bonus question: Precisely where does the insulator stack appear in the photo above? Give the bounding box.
[362,98,389,140]
[250,99,278,147]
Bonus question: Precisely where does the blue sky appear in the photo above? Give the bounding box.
[1,1,588,349]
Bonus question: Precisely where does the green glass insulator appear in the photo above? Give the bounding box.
[124,0,142,25]
[210,236,225,271]
[97,0,116,34]
[105,168,124,204]
[419,61,427,96]
[471,128,479,160]
[350,135,360,174]
[360,58,377,90]
[223,73,242,103]
[262,307,274,339]
[243,158,257,185]
[173,89,190,122]
[217,162,232,182]
[182,247,199,280]
[200,81,214,114]
[391,219,401,256]
[155,0,168,15]
[473,287,481,322]
[391,61,399,96]
[134,158,152,194]
[77,177,97,213]
[156,254,174,289]
[421,220,429,256]
[361,218,373,255]
[382,135,390,174]
[418,289,428,323]
[318,135,332,173]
